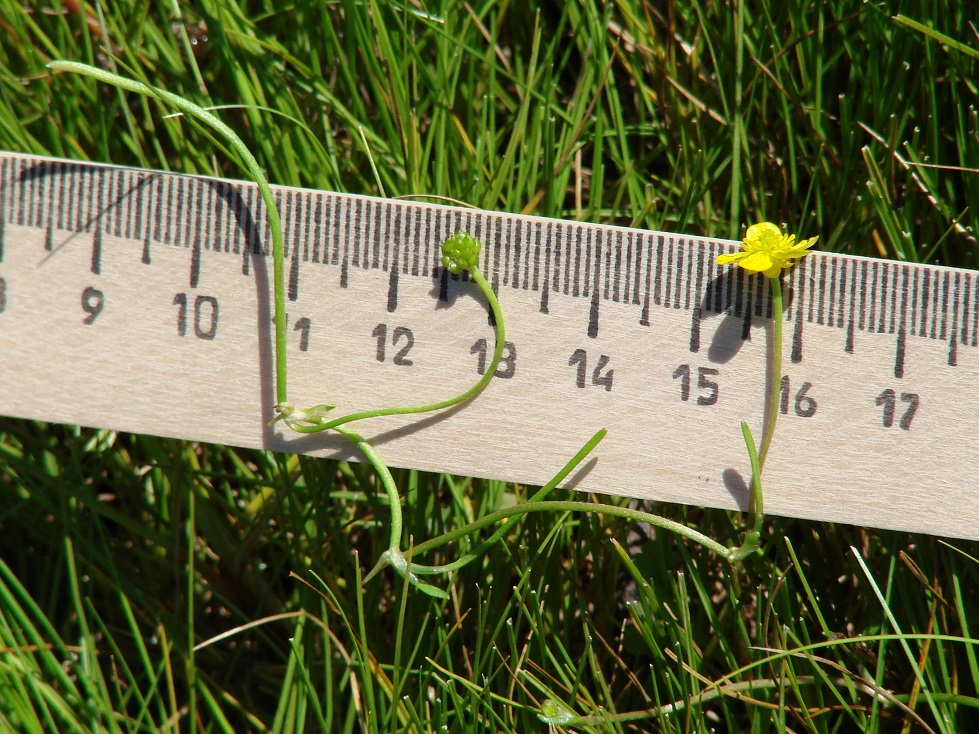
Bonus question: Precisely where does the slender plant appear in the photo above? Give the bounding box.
[538,221,819,726]
[46,60,815,599]
[717,222,818,562]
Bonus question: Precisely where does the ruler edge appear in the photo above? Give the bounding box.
[4,149,978,281]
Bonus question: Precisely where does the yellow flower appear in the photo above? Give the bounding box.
[717,222,818,277]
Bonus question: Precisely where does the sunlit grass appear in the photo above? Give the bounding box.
[1,0,978,731]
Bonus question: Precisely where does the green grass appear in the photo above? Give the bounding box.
[1,0,978,731]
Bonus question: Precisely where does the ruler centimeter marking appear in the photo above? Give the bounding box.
[1,152,977,538]
[6,154,976,360]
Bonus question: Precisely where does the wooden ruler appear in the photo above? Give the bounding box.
[1,152,976,538]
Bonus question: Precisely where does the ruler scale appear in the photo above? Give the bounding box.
[1,152,976,538]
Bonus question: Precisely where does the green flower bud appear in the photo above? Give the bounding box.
[440,232,481,274]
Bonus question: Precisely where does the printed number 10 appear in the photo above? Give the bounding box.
[173,293,218,340]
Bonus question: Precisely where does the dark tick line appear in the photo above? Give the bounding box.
[1,154,975,383]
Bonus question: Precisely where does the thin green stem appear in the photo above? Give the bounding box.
[758,275,783,469]
[406,428,607,575]
[281,264,504,432]
[729,273,782,561]
[341,425,451,598]
[333,426,402,552]
[362,428,606,597]
[47,61,289,406]
[400,500,731,560]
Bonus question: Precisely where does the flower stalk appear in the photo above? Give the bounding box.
[720,222,817,560]
[273,233,505,433]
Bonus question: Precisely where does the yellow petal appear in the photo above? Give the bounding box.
[738,250,775,274]
[716,252,746,265]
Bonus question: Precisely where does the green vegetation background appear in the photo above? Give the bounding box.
[1,1,978,731]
